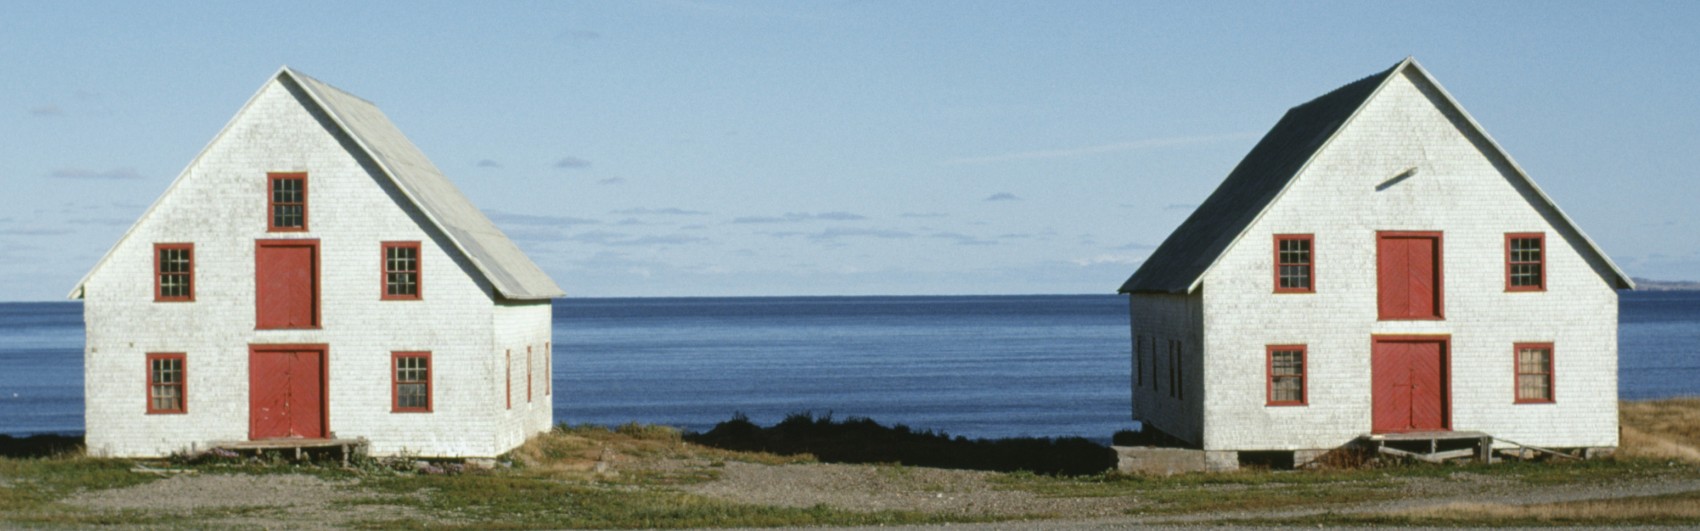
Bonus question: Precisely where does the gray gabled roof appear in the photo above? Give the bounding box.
[282,68,564,300]
[70,67,564,300]
[1120,58,1633,294]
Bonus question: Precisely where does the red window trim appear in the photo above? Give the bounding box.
[391,351,432,413]
[266,172,309,232]
[381,241,423,300]
[505,349,512,410]
[1376,231,1446,321]
[1514,342,1556,404]
[1265,344,1307,406]
[526,346,534,403]
[255,239,322,330]
[146,352,187,414]
[1505,232,1546,292]
[153,243,195,302]
[1272,234,1316,294]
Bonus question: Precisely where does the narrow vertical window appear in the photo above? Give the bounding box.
[1176,340,1184,401]
[1167,340,1179,399]
[147,353,186,414]
[1506,233,1545,292]
[267,172,307,231]
[505,350,512,410]
[1267,345,1307,406]
[1149,336,1158,393]
[1274,234,1314,293]
[1133,334,1144,388]
[1515,343,1554,403]
[382,242,422,300]
[154,243,194,302]
[545,342,553,396]
[392,352,431,412]
[526,346,534,403]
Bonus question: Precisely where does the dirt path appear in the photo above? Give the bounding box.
[65,472,444,529]
[54,460,1700,529]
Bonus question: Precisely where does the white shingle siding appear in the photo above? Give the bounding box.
[1129,293,1205,445]
[1130,64,1623,453]
[81,74,557,458]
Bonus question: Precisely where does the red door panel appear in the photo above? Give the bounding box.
[249,346,326,440]
[1372,338,1448,433]
[256,240,319,329]
[1377,233,1442,320]
[250,351,290,439]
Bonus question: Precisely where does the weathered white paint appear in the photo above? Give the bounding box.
[82,75,554,458]
[1132,68,1620,453]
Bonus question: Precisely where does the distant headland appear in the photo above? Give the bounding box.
[1632,278,1700,291]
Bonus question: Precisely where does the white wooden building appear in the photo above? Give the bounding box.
[70,67,563,458]
[1119,58,1632,467]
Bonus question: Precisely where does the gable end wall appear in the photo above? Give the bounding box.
[83,79,550,457]
[1196,70,1618,451]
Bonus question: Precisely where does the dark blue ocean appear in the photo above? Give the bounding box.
[2,293,1697,441]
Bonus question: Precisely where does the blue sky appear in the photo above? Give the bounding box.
[3,1,1696,300]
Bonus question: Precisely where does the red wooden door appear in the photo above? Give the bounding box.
[256,240,319,329]
[1377,233,1443,320]
[249,346,326,439]
[1372,338,1448,433]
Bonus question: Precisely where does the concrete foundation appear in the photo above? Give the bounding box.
[1113,446,1242,474]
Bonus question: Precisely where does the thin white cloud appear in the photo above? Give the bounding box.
[555,157,592,169]
[984,192,1020,202]
[612,207,710,216]
[486,210,600,227]
[596,177,627,185]
[1070,253,1144,267]
[29,104,63,117]
[476,159,502,168]
[733,211,867,224]
[943,132,1258,165]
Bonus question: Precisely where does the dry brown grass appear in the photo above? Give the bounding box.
[506,423,811,477]
[1620,398,1700,463]
[1392,492,1700,523]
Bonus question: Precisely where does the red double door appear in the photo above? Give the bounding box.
[1372,338,1449,433]
[249,345,327,439]
[251,239,326,440]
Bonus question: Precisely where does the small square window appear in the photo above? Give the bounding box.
[147,353,186,414]
[382,242,422,300]
[392,352,431,412]
[1506,233,1545,291]
[268,173,308,232]
[1515,343,1554,403]
[1274,234,1314,293]
[1267,345,1306,406]
[154,243,194,302]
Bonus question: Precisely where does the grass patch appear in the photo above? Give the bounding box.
[0,453,180,526]
[1621,397,1700,463]
[358,471,988,529]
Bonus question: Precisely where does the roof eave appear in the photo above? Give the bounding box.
[1181,58,1414,291]
[278,68,560,300]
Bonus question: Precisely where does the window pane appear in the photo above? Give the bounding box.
[271,178,305,228]
[1518,348,1550,374]
[398,383,427,409]
[1273,376,1302,402]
